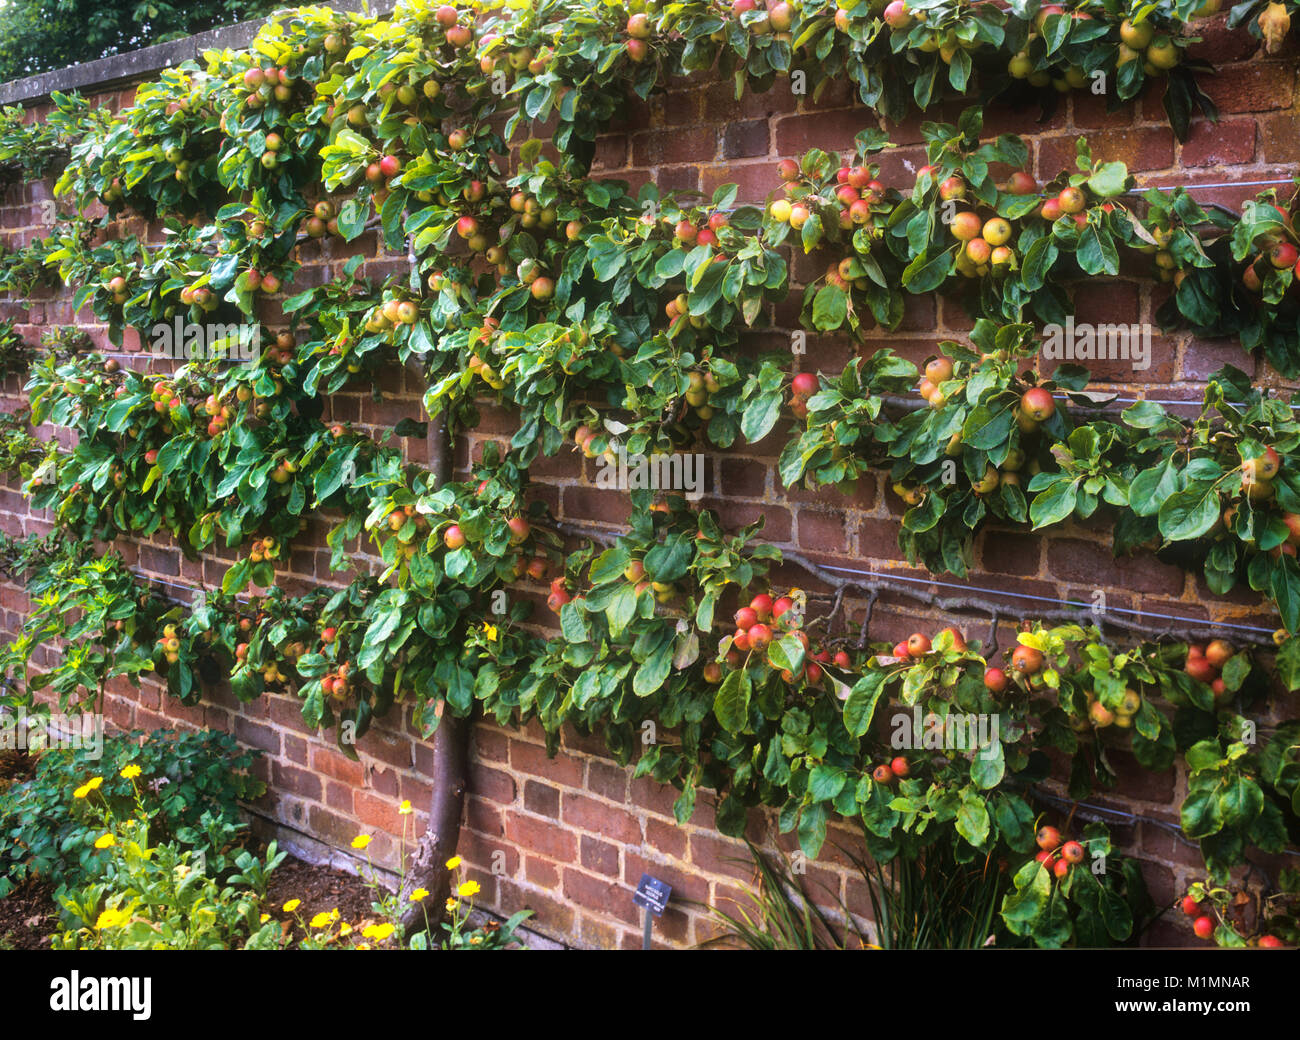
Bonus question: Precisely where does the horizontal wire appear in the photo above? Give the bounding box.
[810,561,1278,636]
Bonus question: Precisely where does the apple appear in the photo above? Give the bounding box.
[889,756,910,778]
[1020,386,1056,422]
[1244,445,1281,481]
[791,372,818,397]
[949,211,982,241]
[1192,915,1215,940]
[1205,639,1233,667]
[506,516,531,543]
[379,154,401,178]
[984,667,1008,694]
[747,623,773,650]
[1053,859,1071,879]
[1011,644,1044,674]
[443,524,465,549]
[750,594,774,620]
[883,0,914,29]
[872,764,895,784]
[626,12,651,38]
[1036,825,1061,851]
[625,38,649,62]
[1057,186,1086,214]
[777,158,800,182]
[1005,171,1037,195]
[906,632,931,657]
[456,215,479,239]
[321,627,338,644]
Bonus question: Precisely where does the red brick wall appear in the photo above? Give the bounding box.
[2,13,1298,948]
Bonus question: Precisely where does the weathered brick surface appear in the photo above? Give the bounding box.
[1,27,1294,950]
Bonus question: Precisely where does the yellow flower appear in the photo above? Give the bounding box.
[260,914,270,924]
[446,898,458,912]
[351,834,372,850]
[482,621,498,641]
[470,935,483,945]
[120,765,142,780]
[457,880,481,899]
[95,907,128,930]
[73,776,103,799]
[310,911,334,929]
[339,922,353,937]
[409,888,428,903]
[355,943,370,950]
[94,833,116,849]
[445,855,462,870]
[361,922,395,941]
[399,800,412,815]
[282,899,301,913]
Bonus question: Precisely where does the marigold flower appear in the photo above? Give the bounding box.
[445,855,462,870]
[361,922,395,941]
[409,888,429,903]
[310,912,334,929]
[94,833,116,849]
[73,776,103,799]
[120,765,142,780]
[457,880,481,898]
[351,834,372,850]
[95,907,128,930]
[282,899,301,913]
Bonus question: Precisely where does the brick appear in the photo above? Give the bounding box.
[563,792,643,844]
[1202,63,1294,114]
[510,739,584,787]
[504,814,577,863]
[1047,538,1186,597]
[1180,118,1255,166]
[524,779,561,818]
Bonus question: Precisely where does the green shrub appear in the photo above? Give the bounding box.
[0,728,264,897]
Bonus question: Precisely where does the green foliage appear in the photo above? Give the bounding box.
[0,729,265,898]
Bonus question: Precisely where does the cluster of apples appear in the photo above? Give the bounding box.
[364,295,422,336]
[769,157,887,237]
[1183,639,1236,703]
[200,392,235,438]
[1179,891,1286,946]
[681,370,722,423]
[887,626,967,661]
[245,534,282,563]
[301,200,340,241]
[671,209,730,252]
[156,623,183,666]
[1235,443,1286,509]
[236,64,298,111]
[788,371,818,421]
[712,591,852,686]
[981,642,1045,695]
[1033,825,1086,880]
[1081,685,1144,730]
[931,170,1034,279]
[881,1,984,64]
[1240,204,1300,294]
[870,756,911,785]
[571,423,617,467]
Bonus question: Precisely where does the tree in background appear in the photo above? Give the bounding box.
[0,0,278,82]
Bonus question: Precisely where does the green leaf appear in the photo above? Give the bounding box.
[714,668,752,731]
